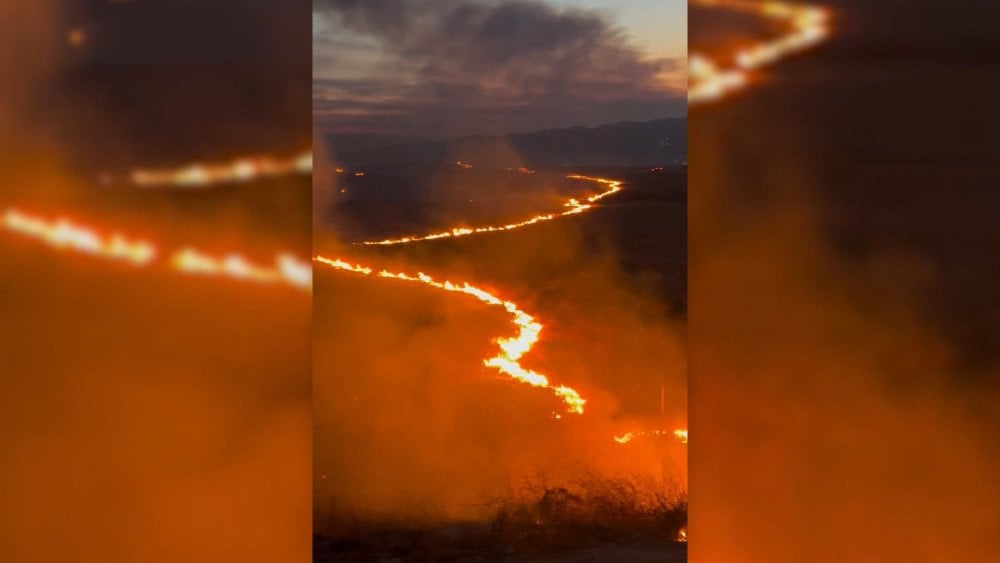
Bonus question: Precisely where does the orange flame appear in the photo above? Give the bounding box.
[315,256,586,414]
[3,207,311,291]
[613,428,688,445]
[127,150,312,188]
[359,175,623,246]
[690,0,830,104]
[171,247,312,291]
[3,207,157,265]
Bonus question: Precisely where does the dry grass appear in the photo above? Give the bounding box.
[487,470,687,555]
[315,470,686,560]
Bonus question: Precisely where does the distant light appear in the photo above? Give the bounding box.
[67,28,87,48]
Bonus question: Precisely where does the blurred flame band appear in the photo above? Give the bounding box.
[315,256,586,414]
[690,0,830,104]
[172,248,312,291]
[3,208,157,265]
[613,429,688,445]
[3,207,311,291]
[358,175,623,246]
[127,150,312,188]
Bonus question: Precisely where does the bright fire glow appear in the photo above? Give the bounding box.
[359,175,623,246]
[3,207,311,291]
[613,428,688,445]
[315,256,586,414]
[128,150,312,188]
[690,0,831,104]
[172,247,312,291]
[3,207,157,265]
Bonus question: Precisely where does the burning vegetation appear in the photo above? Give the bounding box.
[689,0,830,104]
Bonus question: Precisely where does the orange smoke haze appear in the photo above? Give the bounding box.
[315,256,585,413]
[0,2,312,561]
[687,3,1000,557]
[314,154,687,528]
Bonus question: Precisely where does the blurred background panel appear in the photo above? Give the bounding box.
[0,1,311,562]
[689,1,999,561]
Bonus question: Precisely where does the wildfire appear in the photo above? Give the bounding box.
[690,0,830,104]
[613,429,688,445]
[3,207,311,291]
[127,150,312,188]
[315,256,586,414]
[3,207,156,265]
[172,247,312,291]
[359,175,623,246]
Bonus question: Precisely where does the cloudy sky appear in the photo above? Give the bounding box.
[314,0,686,138]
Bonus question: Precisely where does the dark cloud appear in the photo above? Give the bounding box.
[314,0,684,137]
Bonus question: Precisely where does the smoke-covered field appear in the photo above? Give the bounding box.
[314,163,687,560]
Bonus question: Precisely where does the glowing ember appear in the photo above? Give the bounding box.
[127,150,312,188]
[359,175,623,246]
[315,256,586,413]
[690,0,830,104]
[613,428,688,445]
[3,208,156,265]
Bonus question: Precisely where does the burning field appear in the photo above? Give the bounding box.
[314,150,688,559]
[1,2,313,561]
[312,0,690,558]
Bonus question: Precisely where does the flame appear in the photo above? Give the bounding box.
[455,161,473,170]
[3,207,311,291]
[3,207,157,265]
[127,150,312,188]
[360,175,623,246]
[315,256,586,414]
[677,527,688,542]
[613,428,688,445]
[690,0,831,104]
[171,247,312,291]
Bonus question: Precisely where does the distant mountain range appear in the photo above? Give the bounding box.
[327,118,686,169]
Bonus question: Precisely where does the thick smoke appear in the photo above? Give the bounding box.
[686,19,1000,557]
[314,0,685,136]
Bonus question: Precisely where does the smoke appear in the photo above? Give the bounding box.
[1,3,313,561]
[687,72,1000,563]
[313,171,687,529]
[0,1,58,144]
[314,0,685,136]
